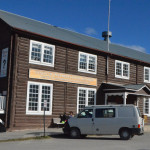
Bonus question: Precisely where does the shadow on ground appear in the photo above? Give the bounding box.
[25,131,121,141]
[50,134,121,141]
[26,132,61,136]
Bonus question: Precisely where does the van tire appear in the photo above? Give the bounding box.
[70,128,80,139]
[119,129,131,140]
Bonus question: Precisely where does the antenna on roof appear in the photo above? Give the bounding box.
[102,0,112,49]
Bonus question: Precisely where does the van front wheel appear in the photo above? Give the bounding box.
[119,129,131,140]
[70,128,80,139]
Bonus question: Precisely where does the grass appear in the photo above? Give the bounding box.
[0,136,51,143]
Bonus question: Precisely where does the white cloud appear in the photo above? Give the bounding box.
[119,44,146,53]
[85,27,98,35]
[64,27,76,32]
[127,45,146,53]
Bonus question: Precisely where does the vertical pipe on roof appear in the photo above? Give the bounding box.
[106,0,111,79]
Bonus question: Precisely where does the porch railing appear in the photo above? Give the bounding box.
[0,96,6,114]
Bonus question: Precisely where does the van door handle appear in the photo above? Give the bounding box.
[92,118,94,125]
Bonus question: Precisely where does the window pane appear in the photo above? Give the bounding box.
[95,108,115,118]
[116,62,122,76]
[43,46,53,64]
[31,43,41,61]
[88,90,95,105]
[41,86,51,111]
[145,69,149,81]
[78,109,93,118]
[78,89,86,112]
[144,99,149,114]
[79,54,87,70]
[123,64,129,77]
[88,56,96,72]
[28,84,39,111]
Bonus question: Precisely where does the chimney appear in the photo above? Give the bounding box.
[102,31,112,42]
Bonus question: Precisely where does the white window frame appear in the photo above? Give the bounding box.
[115,60,130,79]
[77,87,96,113]
[143,98,150,116]
[144,67,150,83]
[29,40,55,67]
[78,52,97,74]
[26,81,53,115]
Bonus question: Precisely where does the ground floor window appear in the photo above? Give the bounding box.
[77,87,96,113]
[26,81,53,115]
[144,98,150,116]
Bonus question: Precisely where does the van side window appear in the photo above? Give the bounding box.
[78,109,93,118]
[95,108,115,118]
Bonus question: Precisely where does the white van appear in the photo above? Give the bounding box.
[63,105,144,140]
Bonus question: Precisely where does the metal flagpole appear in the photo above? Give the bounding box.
[106,0,111,76]
[107,0,111,52]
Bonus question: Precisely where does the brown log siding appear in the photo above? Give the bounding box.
[10,35,150,129]
[11,36,99,129]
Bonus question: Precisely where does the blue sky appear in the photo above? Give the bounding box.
[0,0,150,54]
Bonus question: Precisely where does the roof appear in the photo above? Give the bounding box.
[0,10,150,64]
[123,84,146,91]
[102,83,150,91]
[85,105,135,108]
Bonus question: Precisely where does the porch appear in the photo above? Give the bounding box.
[102,83,150,124]
[102,83,150,105]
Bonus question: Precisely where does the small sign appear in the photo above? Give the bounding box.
[44,100,47,108]
[0,48,8,78]
[2,91,7,96]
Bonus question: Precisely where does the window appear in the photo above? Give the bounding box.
[78,52,97,74]
[29,40,55,66]
[144,67,150,83]
[144,98,150,116]
[77,87,96,113]
[115,60,130,79]
[78,109,93,118]
[95,108,115,118]
[26,81,53,115]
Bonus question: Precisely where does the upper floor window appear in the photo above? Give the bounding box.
[26,81,53,115]
[77,87,96,113]
[29,40,55,67]
[144,67,150,83]
[115,60,130,79]
[78,52,97,74]
[144,98,150,116]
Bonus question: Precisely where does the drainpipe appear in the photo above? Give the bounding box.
[5,33,14,128]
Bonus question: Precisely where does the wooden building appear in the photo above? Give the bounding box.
[0,10,150,130]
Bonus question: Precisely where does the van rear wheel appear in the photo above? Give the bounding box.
[70,128,80,139]
[119,129,131,140]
